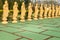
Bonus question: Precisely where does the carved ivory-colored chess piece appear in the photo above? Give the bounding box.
[48,4,52,18]
[39,3,44,19]
[51,4,55,18]
[58,5,60,16]
[28,2,33,21]
[55,5,59,17]
[12,2,19,23]
[2,0,9,24]
[20,2,26,22]
[44,4,48,18]
[34,3,39,20]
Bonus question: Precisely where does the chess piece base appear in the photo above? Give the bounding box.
[28,19,32,21]
[34,18,38,20]
[55,16,58,17]
[44,17,47,18]
[39,18,43,19]
[20,20,25,22]
[2,21,8,24]
[48,17,51,18]
[12,21,17,23]
[52,16,55,18]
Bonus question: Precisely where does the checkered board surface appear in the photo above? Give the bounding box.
[0,18,60,40]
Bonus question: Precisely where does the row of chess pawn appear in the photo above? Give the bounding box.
[2,0,60,24]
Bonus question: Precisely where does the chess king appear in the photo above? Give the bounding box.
[12,2,19,23]
[2,0,9,24]
[39,3,44,19]
[34,3,39,20]
[28,2,33,21]
[20,2,26,22]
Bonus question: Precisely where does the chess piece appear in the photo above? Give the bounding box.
[48,4,52,18]
[44,4,48,18]
[2,0,9,24]
[12,2,19,23]
[55,5,59,17]
[51,4,55,18]
[39,3,44,19]
[34,3,39,20]
[20,2,26,22]
[58,5,60,16]
[28,3,33,21]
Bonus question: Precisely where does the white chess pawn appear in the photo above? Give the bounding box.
[51,4,55,18]
[12,2,19,23]
[20,2,26,22]
[48,4,52,18]
[55,5,59,17]
[58,5,60,16]
[39,3,44,19]
[34,3,39,20]
[28,3,33,21]
[44,4,48,18]
[2,0,9,24]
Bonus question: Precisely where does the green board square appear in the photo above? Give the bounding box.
[0,31,19,40]
[42,31,60,37]
[16,31,49,40]
[0,27,23,33]
[41,27,60,31]
[48,37,60,40]
[21,26,45,33]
